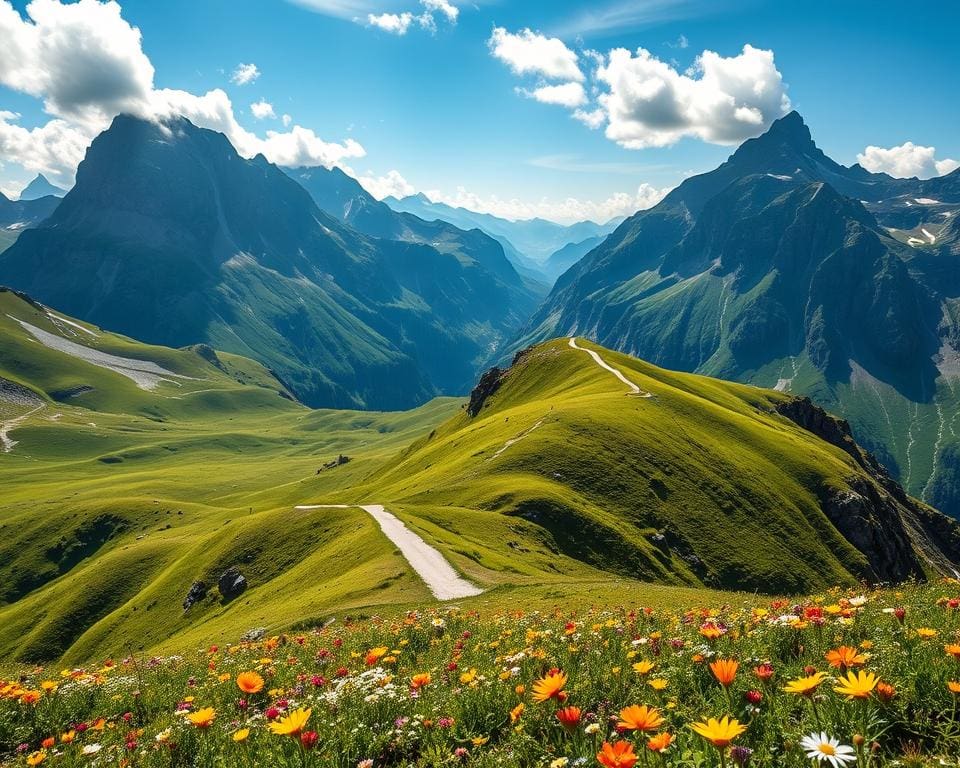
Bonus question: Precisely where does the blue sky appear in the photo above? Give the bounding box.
[1,0,958,222]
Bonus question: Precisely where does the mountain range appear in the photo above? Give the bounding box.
[384,191,622,281]
[0,115,539,410]
[0,189,60,253]
[514,111,960,518]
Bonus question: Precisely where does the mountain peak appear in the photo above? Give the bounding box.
[18,173,67,201]
[742,110,818,158]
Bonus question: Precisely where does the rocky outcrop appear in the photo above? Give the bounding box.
[218,567,247,601]
[182,580,208,611]
[775,394,960,580]
[467,366,504,417]
[466,347,534,417]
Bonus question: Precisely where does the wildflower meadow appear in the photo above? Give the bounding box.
[4,583,960,767]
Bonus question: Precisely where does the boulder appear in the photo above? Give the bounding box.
[182,580,207,611]
[218,567,247,600]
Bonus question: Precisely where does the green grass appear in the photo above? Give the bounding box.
[1,290,955,664]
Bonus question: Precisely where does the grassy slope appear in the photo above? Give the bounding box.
[0,291,941,664]
[0,289,465,662]
[337,339,928,597]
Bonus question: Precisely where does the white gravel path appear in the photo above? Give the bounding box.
[294,504,483,600]
[1,403,44,453]
[568,337,652,397]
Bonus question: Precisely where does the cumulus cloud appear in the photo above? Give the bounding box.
[0,112,90,187]
[0,0,154,127]
[423,182,670,225]
[367,11,414,34]
[488,28,584,82]
[519,82,587,108]
[366,0,457,35]
[230,62,260,85]
[250,99,276,120]
[597,44,790,148]
[0,0,363,186]
[489,30,790,150]
[354,168,416,200]
[857,142,959,179]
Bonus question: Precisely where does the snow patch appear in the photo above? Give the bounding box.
[10,317,193,390]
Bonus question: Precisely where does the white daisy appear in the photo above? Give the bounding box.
[800,732,856,766]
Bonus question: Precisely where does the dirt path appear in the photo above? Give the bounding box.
[0,404,44,453]
[294,503,483,600]
[568,337,652,397]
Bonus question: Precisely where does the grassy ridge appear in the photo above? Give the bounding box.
[1,290,955,663]
[347,339,916,594]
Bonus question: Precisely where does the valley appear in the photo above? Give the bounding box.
[1,0,959,761]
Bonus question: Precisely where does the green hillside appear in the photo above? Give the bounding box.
[3,290,958,664]
[337,338,960,595]
[0,288,461,661]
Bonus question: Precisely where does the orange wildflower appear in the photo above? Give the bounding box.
[236,671,265,694]
[710,658,739,687]
[531,670,567,703]
[825,646,867,670]
[597,740,638,768]
[617,705,665,732]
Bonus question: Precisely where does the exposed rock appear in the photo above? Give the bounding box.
[317,454,350,473]
[467,366,504,417]
[188,343,223,369]
[240,627,266,643]
[218,567,247,601]
[776,394,960,580]
[182,580,208,611]
[466,347,533,417]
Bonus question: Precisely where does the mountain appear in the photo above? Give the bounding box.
[543,235,605,281]
[363,338,960,593]
[0,191,60,253]
[514,112,960,517]
[384,192,621,269]
[0,115,538,410]
[18,174,67,200]
[285,165,548,297]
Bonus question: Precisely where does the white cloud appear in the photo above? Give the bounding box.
[0,0,364,186]
[421,0,457,22]
[366,0,457,35]
[573,108,606,129]
[367,11,414,34]
[230,62,260,85]
[0,112,90,188]
[423,182,670,225]
[282,113,292,127]
[354,168,416,199]
[488,27,584,82]
[0,0,154,127]
[519,82,587,108]
[250,99,276,120]
[150,87,366,168]
[857,141,959,179]
[489,29,789,150]
[596,44,790,148]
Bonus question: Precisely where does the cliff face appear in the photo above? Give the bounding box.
[775,396,960,581]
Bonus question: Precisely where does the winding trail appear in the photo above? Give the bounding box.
[294,504,482,600]
[0,404,44,453]
[568,337,651,397]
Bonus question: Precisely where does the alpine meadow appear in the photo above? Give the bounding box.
[2,1,960,766]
